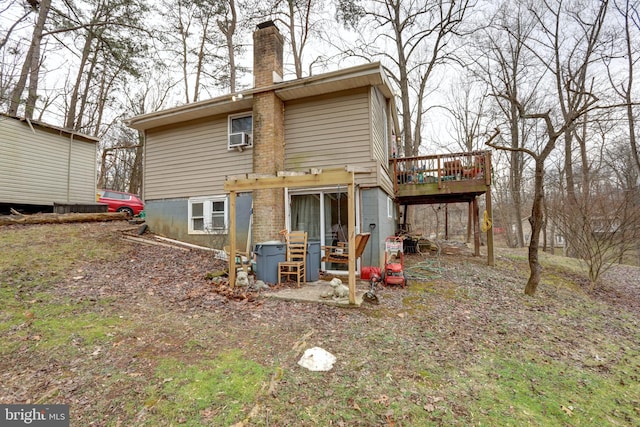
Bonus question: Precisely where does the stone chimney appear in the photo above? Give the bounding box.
[252,21,286,244]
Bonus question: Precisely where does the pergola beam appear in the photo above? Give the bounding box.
[224,169,355,192]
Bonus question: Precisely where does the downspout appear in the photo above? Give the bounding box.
[284,187,289,230]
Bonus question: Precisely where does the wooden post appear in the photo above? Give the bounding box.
[392,158,398,195]
[467,202,472,244]
[347,179,356,304]
[402,204,408,232]
[445,204,449,240]
[473,197,480,256]
[486,185,494,266]
[229,191,237,287]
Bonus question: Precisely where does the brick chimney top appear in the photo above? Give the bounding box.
[256,20,276,29]
[253,21,284,87]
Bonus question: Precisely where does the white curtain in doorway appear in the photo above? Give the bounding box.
[291,194,321,241]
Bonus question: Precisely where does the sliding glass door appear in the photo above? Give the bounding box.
[289,189,354,272]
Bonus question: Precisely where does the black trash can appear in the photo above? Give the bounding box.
[306,241,321,282]
[254,241,286,284]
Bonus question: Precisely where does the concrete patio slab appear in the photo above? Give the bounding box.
[264,280,366,307]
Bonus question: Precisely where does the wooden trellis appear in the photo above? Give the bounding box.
[224,169,359,304]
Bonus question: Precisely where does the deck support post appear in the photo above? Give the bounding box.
[473,197,480,256]
[486,185,495,266]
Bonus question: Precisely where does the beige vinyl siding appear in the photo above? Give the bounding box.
[284,89,380,187]
[370,88,394,195]
[144,115,252,200]
[67,139,98,202]
[371,87,387,164]
[0,117,97,205]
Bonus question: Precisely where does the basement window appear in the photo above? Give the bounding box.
[188,196,228,234]
[228,113,253,149]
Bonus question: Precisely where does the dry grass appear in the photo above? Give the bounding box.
[1,222,639,426]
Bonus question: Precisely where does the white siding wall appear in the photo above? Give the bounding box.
[0,117,97,205]
[144,115,253,200]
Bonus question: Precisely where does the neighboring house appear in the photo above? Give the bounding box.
[0,114,99,213]
[127,21,400,272]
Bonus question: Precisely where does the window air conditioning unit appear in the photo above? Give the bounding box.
[228,132,251,148]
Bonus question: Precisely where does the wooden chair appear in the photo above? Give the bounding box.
[278,231,308,287]
[321,232,371,265]
[441,160,463,177]
[462,155,486,179]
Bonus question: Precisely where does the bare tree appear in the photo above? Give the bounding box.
[160,0,233,103]
[488,86,601,295]
[54,0,148,132]
[0,0,33,51]
[97,64,179,194]
[0,0,35,111]
[0,43,24,112]
[606,0,640,175]
[439,76,487,153]
[528,0,610,258]
[280,0,313,79]
[246,0,327,79]
[482,0,620,295]
[473,0,542,248]
[552,141,640,282]
[336,0,474,156]
[217,0,241,93]
[7,0,51,118]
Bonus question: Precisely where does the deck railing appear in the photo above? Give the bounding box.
[392,150,491,195]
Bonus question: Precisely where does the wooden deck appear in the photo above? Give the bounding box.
[390,150,494,265]
[392,151,491,205]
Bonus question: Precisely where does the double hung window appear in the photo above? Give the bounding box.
[188,196,227,234]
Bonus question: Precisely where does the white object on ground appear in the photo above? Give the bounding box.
[297,347,337,371]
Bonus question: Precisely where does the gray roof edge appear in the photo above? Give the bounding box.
[127,62,396,131]
[0,113,100,142]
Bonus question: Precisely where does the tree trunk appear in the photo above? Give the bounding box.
[621,0,640,174]
[193,14,210,102]
[525,159,546,295]
[178,0,190,104]
[0,212,127,226]
[129,134,144,195]
[76,43,101,131]
[399,60,412,156]
[510,108,524,247]
[65,30,94,129]
[97,147,111,189]
[8,0,51,116]
[219,0,237,93]
[288,0,303,79]
[466,202,472,243]
[24,37,42,119]
[93,67,110,136]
